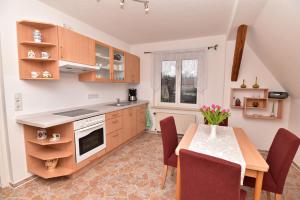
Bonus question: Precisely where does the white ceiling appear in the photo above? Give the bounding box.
[38,0,235,44]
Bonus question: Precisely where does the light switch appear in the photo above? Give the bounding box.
[15,93,23,111]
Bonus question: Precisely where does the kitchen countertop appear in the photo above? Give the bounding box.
[16,100,149,128]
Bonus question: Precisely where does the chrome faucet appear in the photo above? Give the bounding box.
[116,98,121,106]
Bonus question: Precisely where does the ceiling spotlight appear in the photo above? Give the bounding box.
[120,0,125,8]
[144,2,149,13]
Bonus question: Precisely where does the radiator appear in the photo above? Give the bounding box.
[154,112,197,134]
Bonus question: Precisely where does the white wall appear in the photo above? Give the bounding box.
[1,0,132,184]
[288,98,300,165]
[130,35,227,107]
[224,41,290,152]
[130,37,292,161]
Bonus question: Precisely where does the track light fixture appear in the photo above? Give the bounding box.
[144,2,149,13]
[120,0,125,8]
[117,0,150,14]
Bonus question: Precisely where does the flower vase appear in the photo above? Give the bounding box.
[209,125,217,140]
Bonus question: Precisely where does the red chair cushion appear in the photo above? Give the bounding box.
[180,149,245,200]
[160,117,179,167]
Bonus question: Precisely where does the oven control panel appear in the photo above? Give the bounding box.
[74,115,105,131]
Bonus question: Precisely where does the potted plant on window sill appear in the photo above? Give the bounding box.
[200,104,231,140]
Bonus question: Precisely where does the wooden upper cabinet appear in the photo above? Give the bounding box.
[112,48,125,82]
[125,52,140,84]
[58,27,95,66]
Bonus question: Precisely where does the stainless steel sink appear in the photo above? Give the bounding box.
[106,101,136,107]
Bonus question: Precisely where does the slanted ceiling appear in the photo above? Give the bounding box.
[247,0,300,98]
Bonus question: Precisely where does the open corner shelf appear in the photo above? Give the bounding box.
[17,20,59,80]
[21,58,56,62]
[31,165,73,179]
[28,148,73,160]
[27,137,72,146]
[24,123,76,178]
[19,20,56,29]
[20,41,56,47]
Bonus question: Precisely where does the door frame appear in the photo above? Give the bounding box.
[0,35,11,187]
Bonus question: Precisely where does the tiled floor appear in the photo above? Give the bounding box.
[0,133,299,200]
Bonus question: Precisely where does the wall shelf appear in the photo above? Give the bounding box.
[28,148,73,160]
[21,58,56,62]
[230,87,285,120]
[32,165,73,179]
[27,138,72,146]
[20,41,56,47]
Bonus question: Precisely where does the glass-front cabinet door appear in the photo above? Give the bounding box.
[113,48,125,81]
[95,42,111,80]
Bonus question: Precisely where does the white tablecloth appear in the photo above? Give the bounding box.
[188,124,246,184]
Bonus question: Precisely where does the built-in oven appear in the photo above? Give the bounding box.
[74,115,106,163]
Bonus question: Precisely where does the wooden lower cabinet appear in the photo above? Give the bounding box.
[22,104,148,179]
[106,129,122,153]
[122,107,137,141]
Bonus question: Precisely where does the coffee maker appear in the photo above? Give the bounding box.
[128,88,137,101]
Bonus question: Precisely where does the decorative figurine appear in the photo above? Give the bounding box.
[49,133,61,142]
[252,77,260,88]
[252,101,259,107]
[31,71,40,79]
[37,129,47,140]
[235,98,241,107]
[41,51,50,59]
[42,71,52,78]
[33,29,42,43]
[45,158,58,171]
[270,101,275,117]
[27,50,36,58]
[240,79,247,88]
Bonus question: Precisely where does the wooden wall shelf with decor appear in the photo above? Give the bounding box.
[17,20,59,80]
[231,87,285,120]
[230,88,269,109]
[23,123,75,179]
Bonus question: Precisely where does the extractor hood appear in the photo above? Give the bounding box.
[59,60,97,73]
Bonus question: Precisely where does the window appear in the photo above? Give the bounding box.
[161,61,176,103]
[181,59,198,104]
[154,50,205,108]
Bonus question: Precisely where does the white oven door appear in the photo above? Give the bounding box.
[75,123,106,163]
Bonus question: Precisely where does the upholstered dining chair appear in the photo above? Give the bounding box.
[159,116,178,189]
[243,128,300,200]
[179,149,246,200]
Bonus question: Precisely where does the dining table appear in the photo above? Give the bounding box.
[175,123,269,200]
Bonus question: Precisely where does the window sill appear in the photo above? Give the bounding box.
[151,106,200,112]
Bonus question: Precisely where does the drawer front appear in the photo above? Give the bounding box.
[106,117,122,133]
[106,130,121,152]
[106,110,122,120]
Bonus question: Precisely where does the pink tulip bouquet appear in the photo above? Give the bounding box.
[200,104,231,125]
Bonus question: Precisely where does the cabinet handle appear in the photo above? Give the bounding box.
[113,134,119,137]
[112,119,119,124]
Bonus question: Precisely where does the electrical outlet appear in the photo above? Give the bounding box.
[88,94,99,100]
[14,93,23,111]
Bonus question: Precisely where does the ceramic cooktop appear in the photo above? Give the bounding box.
[53,109,98,117]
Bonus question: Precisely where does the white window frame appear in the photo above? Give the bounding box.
[154,53,204,109]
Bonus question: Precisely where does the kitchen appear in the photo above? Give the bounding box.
[0,0,300,200]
